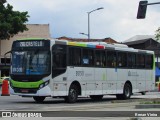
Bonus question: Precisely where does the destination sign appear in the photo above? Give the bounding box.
[12,40,50,50]
[18,41,44,47]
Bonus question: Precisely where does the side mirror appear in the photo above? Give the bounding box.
[4,51,11,65]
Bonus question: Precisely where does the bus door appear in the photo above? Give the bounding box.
[52,44,68,96]
[106,51,117,94]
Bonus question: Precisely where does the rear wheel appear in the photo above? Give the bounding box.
[65,85,78,103]
[33,96,45,103]
[116,83,132,100]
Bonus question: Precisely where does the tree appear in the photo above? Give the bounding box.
[155,27,160,41]
[0,0,6,4]
[0,0,29,40]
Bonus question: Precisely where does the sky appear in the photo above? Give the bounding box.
[7,0,160,42]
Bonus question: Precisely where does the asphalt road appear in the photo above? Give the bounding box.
[0,88,160,120]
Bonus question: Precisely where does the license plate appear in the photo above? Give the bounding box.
[21,89,29,93]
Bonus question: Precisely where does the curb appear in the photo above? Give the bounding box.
[111,98,157,103]
[135,104,160,109]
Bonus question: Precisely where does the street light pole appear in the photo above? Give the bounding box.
[79,32,89,38]
[87,7,104,40]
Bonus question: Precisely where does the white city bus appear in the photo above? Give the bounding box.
[9,38,155,103]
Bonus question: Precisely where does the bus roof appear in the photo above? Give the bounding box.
[15,38,154,54]
[53,39,154,54]
[17,38,48,41]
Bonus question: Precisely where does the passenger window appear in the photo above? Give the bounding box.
[128,53,136,68]
[69,47,81,66]
[95,50,106,67]
[137,54,145,69]
[82,49,94,66]
[117,52,127,68]
[145,55,153,69]
[107,51,116,68]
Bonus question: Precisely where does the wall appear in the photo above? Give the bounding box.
[0,24,51,77]
[0,24,51,58]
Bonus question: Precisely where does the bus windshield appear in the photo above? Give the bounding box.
[11,50,51,75]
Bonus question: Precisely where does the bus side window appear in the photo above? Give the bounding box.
[95,50,106,67]
[128,53,136,68]
[145,54,153,69]
[137,54,145,69]
[95,50,101,66]
[107,51,117,68]
[52,45,67,68]
[68,47,81,66]
[117,52,127,68]
[82,49,94,66]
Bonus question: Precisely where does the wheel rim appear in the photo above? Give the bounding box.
[125,86,130,97]
[70,89,77,100]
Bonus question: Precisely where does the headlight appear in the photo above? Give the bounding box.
[39,84,44,89]
[39,80,50,89]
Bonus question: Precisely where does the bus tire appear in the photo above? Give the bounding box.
[123,83,132,99]
[65,85,78,103]
[90,95,103,101]
[33,96,45,103]
[116,83,132,100]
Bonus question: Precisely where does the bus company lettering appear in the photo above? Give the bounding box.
[85,73,92,77]
[128,71,139,76]
[19,41,43,47]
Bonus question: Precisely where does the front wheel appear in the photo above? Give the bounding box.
[33,96,45,103]
[65,85,78,103]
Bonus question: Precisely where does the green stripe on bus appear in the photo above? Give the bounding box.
[77,43,87,47]
[11,80,44,88]
[153,54,155,70]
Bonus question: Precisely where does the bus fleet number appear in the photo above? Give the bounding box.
[76,71,84,76]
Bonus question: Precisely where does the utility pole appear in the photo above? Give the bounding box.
[87,7,104,40]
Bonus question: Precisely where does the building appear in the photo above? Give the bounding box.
[123,35,159,54]
[0,24,51,77]
[58,36,118,43]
